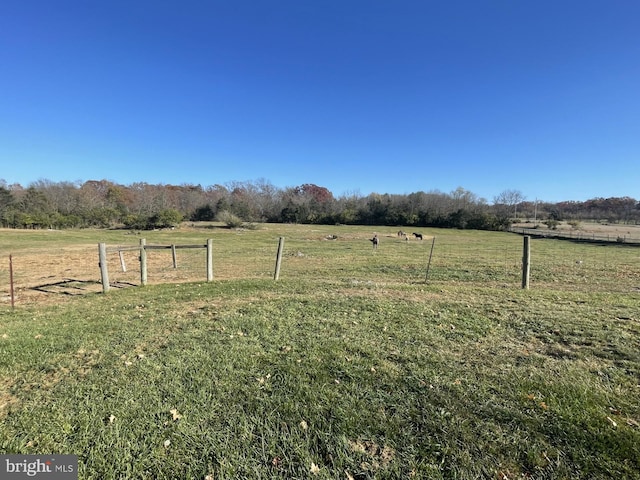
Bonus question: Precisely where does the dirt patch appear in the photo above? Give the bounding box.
[348,439,396,472]
[0,244,209,307]
[0,377,20,419]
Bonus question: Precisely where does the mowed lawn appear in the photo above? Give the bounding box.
[0,224,639,479]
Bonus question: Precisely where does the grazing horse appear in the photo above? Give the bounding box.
[397,230,406,237]
[413,232,423,240]
[370,234,379,249]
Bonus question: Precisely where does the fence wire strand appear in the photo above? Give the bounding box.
[1,232,639,306]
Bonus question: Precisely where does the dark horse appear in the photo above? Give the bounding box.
[413,232,423,240]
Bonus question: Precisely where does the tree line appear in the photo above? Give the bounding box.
[0,179,638,230]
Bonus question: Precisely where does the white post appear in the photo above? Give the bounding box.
[140,238,147,286]
[206,239,213,281]
[119,250,127,272]
[99,243,110,293]
[274,237,285,281]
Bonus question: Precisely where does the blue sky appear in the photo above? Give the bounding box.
[1,1,638,203]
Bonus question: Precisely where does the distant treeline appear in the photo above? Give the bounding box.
[0,179,638,230]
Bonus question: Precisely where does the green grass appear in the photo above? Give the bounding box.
[0,225,639,479]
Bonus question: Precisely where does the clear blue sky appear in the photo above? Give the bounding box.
[1,1,638,203]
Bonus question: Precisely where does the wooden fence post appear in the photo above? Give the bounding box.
[140,238,148,286]
[171,244,177,268]
[424,236,436,283]
[98,242,110,293]
[119,250,127,272]
[9,254,15,307]
[274,237,285,281]
[206,239,213,281]
[522,235,530,289]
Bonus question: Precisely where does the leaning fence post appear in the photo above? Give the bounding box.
[119,250,127,272]
[206,239,213,281]
[171,244,177,269]
[522,235,530,289]
[274,237,285,281]
[140,238,148,286]
[424,236,436,283]
[98,242,110,293]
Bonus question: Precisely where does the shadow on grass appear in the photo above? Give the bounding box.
[30,279,137,295]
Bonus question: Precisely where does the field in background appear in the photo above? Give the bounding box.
[1,224,639,479]
[1,223,639,306]
[511,221,640,245]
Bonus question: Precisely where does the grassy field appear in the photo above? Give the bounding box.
[0,224,639,479]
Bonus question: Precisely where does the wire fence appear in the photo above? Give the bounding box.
[428,235,640,293]
[103,242,213,288]
[510,227,640,245]
[1,230,639,306]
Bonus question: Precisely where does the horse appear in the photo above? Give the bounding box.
[413,232,423,240]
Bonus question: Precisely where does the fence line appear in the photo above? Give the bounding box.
[99,239,213,292]
[510,227,640,245]
[2,230,639,306]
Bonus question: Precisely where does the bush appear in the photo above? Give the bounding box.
[216,210,244,228]
[151,209,183,228]
[123,214,150,230]
[123,210,183,230]
[191,205,215,221]
[568,220,582,230]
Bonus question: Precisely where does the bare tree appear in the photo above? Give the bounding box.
[494,189,526,220]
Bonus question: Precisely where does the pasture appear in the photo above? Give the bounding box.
[0,224,639,479]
